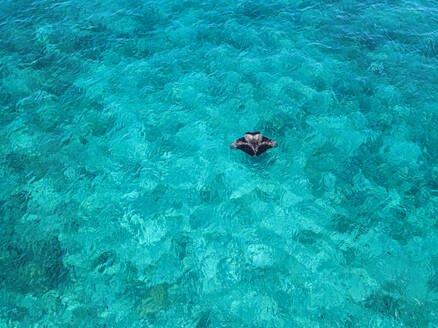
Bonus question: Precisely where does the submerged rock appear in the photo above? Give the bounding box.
[0,237,68,295]
[137,283,168,317]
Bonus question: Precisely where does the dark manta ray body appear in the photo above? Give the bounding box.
[231,132,277,157]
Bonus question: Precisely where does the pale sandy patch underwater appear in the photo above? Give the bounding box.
[1,0,438,327]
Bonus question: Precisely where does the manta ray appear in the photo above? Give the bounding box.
[230,132,277,157]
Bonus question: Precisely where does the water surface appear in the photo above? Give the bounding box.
[1,0,438,327]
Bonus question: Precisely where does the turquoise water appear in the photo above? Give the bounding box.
[1,0,438,326]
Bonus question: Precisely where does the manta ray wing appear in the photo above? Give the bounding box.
[256,137,277,155]
[255,143,273,156]
[238,144,256,156]
[231,132,277,157]
[231,140,256,156]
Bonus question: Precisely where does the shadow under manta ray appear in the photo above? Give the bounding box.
[230,132,277,157]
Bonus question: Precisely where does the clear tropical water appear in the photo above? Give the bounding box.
[1,0,438,326]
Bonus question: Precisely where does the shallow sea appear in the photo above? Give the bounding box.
[1,0,438,327]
